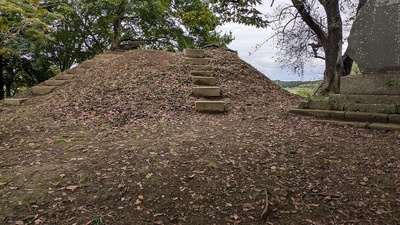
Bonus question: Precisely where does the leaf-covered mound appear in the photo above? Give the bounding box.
[1,49,399,225]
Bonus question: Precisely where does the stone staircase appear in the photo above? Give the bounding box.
[3,53,120,105]
[183,49,226,113]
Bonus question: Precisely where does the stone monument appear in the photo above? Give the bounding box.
[331,0,400,113]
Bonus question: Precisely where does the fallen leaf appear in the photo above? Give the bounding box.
[66,185,78,191]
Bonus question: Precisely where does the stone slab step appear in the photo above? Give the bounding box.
[54,75,76,80]
[195,101,225,112]
[289,109,345,120]
[330,94,400,105]
[67,68,85,74]
[191,76,216,86]
[184,49,205,58]
[4,98,28,105]
[44,80,66,86]
[189,65,212,71]
[193,87,220,97]
[186,58,209,65]
[80,60,96,68]
[289,108,394,124]
[300,101,332,110]
[339,103,399,114]
[313,120,400,131]
[31,86,57,95]
[191,71,213,77]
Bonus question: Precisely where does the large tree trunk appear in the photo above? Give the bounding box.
[0,55,4,100]
[110,1,126,49]
[319,0,344,95]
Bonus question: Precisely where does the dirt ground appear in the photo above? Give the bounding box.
[0,49,399,225]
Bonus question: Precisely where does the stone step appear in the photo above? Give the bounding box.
[330,94,400,105]
[191,76,216,86]
[54,75,76,80]
[186,58,209,65]
[313,120,400,131]
[31,86,57,95]
[191,71,213,77]
[300,101,332,110]
[195,101,225,112]
[193,86,221,97]
[340,103,399,114]
[4,98,28,105]
[183,49,205,58]
[67,68,85,74]
[44,80,66,86]
[289,108,394,124]
[80,60,96,68]
[189,65,212,71]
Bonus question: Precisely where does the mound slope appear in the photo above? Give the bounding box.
[0,49,399,225]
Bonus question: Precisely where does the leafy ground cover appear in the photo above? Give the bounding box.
[0,49,399,225]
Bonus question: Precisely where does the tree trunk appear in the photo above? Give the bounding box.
[319,0,344,95]
[0,55,4,100]
[5,80,12,98]
[111,1,126,49]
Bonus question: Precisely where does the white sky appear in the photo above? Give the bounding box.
[218,2,325,81]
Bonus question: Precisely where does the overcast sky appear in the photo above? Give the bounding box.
[217,3,325,81]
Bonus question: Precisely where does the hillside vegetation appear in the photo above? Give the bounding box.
[0,49,399,225]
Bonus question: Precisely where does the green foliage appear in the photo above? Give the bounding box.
[350,62,361,75]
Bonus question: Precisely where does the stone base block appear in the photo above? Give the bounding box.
[308,101,332,110]
[195,101,225,112]
[289,109,345,120]
[191,76,216,86]
[44,80,66,86]
[186,58,209,65]
[32,86,56,95]
[184,49,205,57]
[191,71,213,77]
[340,74,400,95]
[54,75,76,80]
[330,94,400,105]
[193,87,220,97]
[388,114,400,124]
[4,98,28,105]
[344,111,388,123]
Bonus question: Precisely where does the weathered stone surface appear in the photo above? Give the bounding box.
[4,98,28,105]
[312,120,368,129]
[195,101,225,112]
[186,58,209,65]
[191,71,213,77]
[44,80,66,86]
[343,103,399,114]
[193,87,220,97]
[54,75,76,80]
[80,61,96,68]
[308,101,331,110]
[368,123,400,131]
[191,76,216,86]
[189,65,212,71]
[388,114,400,124]
[67,68,85,74]
[347,0,400,74]
[340,74,400,95]
[32,86,57,95]
[345,111,388,123]
[330,94,400,105]
[183,49,205,57]
[288,109,346,120]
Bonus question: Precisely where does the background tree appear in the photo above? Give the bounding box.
[264,0,366,94]
[0,0,61,100]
